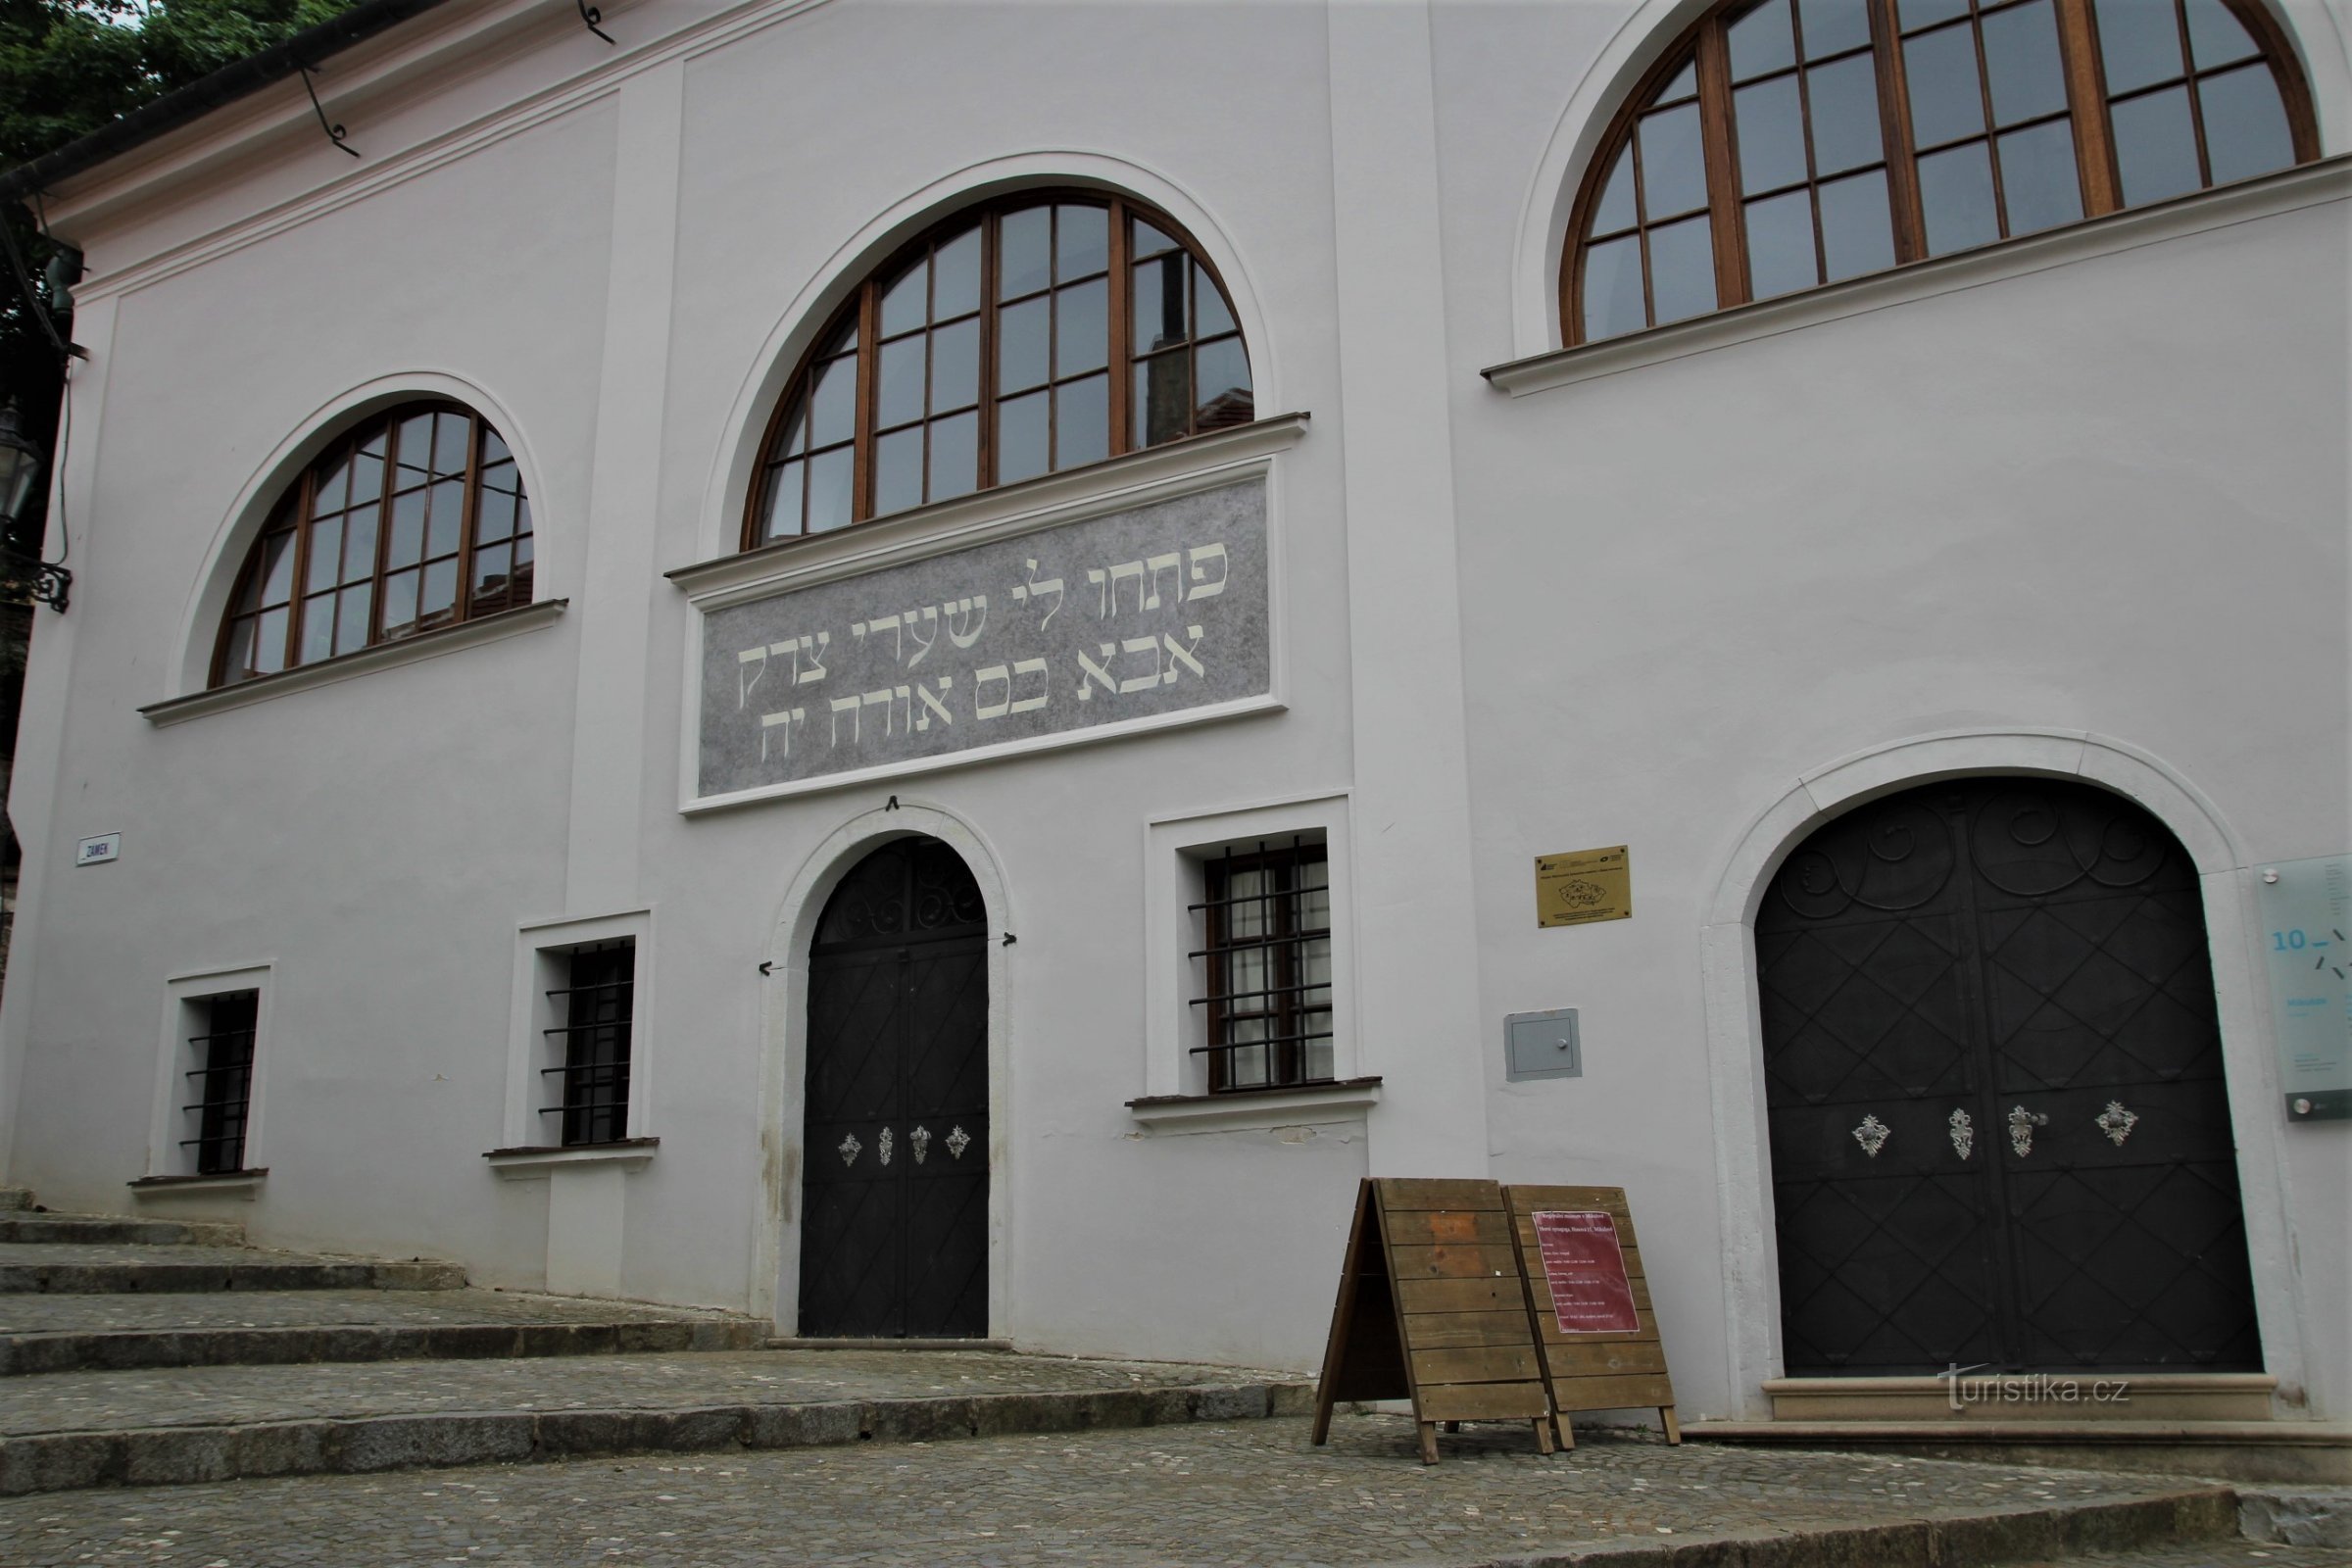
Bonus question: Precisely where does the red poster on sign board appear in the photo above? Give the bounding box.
[1533,1210,1640,1334]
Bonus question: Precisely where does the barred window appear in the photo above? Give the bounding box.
[1192,841,1334,1092]
[543,940,633,1147]
[216,401,534,686]
[182,991,257,1175]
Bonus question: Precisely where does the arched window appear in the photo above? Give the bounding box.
[747,192,1253,548]
[215,402,533,686]
[1565,0,2318,343]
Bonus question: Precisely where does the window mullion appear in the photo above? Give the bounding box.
[453,412,483,625]
[2052,0,2121,214]
[282,468,318,671]
[852,281,879,522]
[1107,198,1132,458]
[1694,20,1752,311]
[979,213,1001,490]
[367,416,396,641]
[1869,0,1931,264]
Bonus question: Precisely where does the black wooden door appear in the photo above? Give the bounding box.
[800,837,989,1339]
[1757,779,2260,1374]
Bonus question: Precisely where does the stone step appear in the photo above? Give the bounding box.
[0,1347,1312,1494]
[0,1188,31,1212]
[2239,1483,2352,1545]
[0,1243,465,1296]
[0,1288,767,1374]
[0,1214,245,1249]
[1689,1418,2352,1486]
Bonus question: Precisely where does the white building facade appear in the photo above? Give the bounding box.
[1,0,2345,1431]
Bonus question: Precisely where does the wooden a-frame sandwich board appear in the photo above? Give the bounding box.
[1501,1183,1681,1448]
[1310,1177,1553,1464]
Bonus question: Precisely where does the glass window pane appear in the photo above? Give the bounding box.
[222,616,256,677]
[426,478,464,558]
[807,446,853,534]
[1134,352,1192,447]
[1819,167,1897,278]
[929,410,977,502]
[1799,0,1873,58]
[2199,62,2294,183]
[469,488,511,547]
[388,489,425,565]
[1582,233,1647,340]
[1983,0,2069,124]
[1194,338,1252,431]
[1056,204,1108,279]
[299,595,335,665]
[513,498,532,547]
[999,390,1050,483]
[809,355,857,449]
[1898,0,1969,28]
[1591,142,1639,233]
[336,584,373,653]
[931,317,981,414]
[880,257,927,338]
[1647,213,1717,323]
[761,460,804,541]
[933,224,982,318]
[2095,0,2185,93]
[1918,140,2001,252]
[1729,0,1797,80]
[256,529,295,606]
[305,516,342,594]
[780,391,808,458]
[1736,74,1809,192]
[999,296,1050,393]
[468,545,509,610]
[1638,102,1709,219]
[1744,190,1820,297]
[874,427,923,515]
[349,449,384,509]
[420,558,459,624]
[1808,53,1886,174]
[432,414,469,477]
[1133,252,1188,352]
[395,413,435,481]
[479,429,510,468]
[877,336,925,429]
[2184,0,2259,67]
[313,455,350,515]
[1658,59,1698,101]
[343,504,379,579]
[1131,218,1177,259]
[1997,118,2085,232]
[1055,279,1109,377]
[254,607,288,672]
[1054,374,1108,470]
[380,571,417,640]
[2112,83,2203,203]
[822,312,858,357]
[1906,23,1988,145]
[999,206,1052,299]
[1194,261,1237,339]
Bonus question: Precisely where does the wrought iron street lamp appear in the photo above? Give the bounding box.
[0,400,69,612]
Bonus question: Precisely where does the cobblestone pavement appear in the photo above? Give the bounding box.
[1,1348,1292,1436]
[2016,1549,2352,1567]
[0,1413,2298,1567]
[0,1290,753,1337]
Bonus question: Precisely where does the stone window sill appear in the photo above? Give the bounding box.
[484,1137,659,1178]
[140,600,568,727]
[128,1167,267,1194]
[1127,1076,1382,1133]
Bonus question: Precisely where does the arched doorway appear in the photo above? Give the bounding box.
[799,835,990,1339]
[1757,777,2260,1375]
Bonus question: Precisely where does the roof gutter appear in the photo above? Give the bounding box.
[0,0,457,205]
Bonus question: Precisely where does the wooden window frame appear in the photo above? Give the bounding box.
[742,191,1252,551]
[211,400,534,688]
[1195,842,1334,1095]
[1562,0,2319,344]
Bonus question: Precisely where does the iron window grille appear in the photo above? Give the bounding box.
[181,990,258,1175]
[1190,839,1334,1093]
[542,940,633,1147]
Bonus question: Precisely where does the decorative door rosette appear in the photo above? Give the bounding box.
[945,1125,972,1160]
[1851,1114,1891,1158]
[909,1125,932,1165]
[2095,1100,2140,1147]
[1948,1107,1975,1160]
[837,1132,862,1167]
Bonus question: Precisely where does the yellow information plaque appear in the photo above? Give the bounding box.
[1535,846,1631,928]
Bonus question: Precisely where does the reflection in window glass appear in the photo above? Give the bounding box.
[1648,214,1717,323]
[1996,119,2084,233]
[1918,140,2000,253]
[2112,84,2203,205]
[2200,63,2294,183]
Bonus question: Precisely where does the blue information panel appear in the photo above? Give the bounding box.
[2256,855,2352,1121]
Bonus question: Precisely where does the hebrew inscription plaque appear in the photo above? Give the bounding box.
[699,481,1270,798]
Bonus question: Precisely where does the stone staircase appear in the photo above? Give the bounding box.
[0,1184,1309,1495]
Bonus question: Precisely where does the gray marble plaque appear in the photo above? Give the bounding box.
[699,480,1270,797]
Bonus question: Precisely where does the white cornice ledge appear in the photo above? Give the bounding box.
[1483,157,2352,398]
[666,414,1311,609]
[1127,1076,1383,1134]
[484,1137,659,1178]
[139,599,567,726]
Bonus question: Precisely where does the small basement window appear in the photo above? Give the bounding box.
[1191,838,1334,1092]
[181,990,258,1174]
[541,940,634,1147]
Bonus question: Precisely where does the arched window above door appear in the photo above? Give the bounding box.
[214,401,533,687]
[1565,0,2319,343]
[745,192,1253,549]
